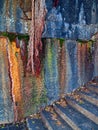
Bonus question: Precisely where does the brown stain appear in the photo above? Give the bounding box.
[23,72,34,115]
[5,0,10,17]
[23,71,45,116]
[27,0,46,76]
[35,73,44,102]
[77,43,87,83]
[58,40,66,96]
[5,0,18,21]
[20,0,32,12]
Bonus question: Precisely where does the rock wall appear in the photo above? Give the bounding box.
[0,37,14,124]
[0,37,98,123]
[44,39,96,101]
[0,0,98,123]
[0,0,31,33]
[0,0,98,40]
[43,0,98,40]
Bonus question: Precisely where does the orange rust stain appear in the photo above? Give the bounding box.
[7,41,24,121]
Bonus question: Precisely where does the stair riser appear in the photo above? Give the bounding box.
[77,93,98,107]
[53,105,80,130]
[87,86,98,94]
[66,99,98,125]
[41,112,53,130]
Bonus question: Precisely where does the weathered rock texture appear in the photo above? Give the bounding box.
[0,37,14,124]
[27,0,46,76]
[0,0,98,123]
[0,0,31,33]
[0,0,98,40]
[0,37,98,123]
[43,39,97,103]
[16,38,97,110]
[7,40,24,121]
[43,0,98,40]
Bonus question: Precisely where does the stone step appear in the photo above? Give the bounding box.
[88,83,98,88]
[87,84,98,94]
[41,107,72,130]
[41,111,53,130]
[53,104,80,130]
[26,116,47,130]
[53,103,98,130]
[66,96,98,125]
[77,90,98,107]
[54,105,80,130]
[0,123,26,130]
[78,87,98,99]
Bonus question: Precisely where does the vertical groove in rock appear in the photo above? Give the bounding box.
[27,0,46,76]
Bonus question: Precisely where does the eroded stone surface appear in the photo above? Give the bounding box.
[43,0,98,40]
[0,0,98,40]
[0,37,14,124]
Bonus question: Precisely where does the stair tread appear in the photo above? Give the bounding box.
[0,123,26,130]
[42,108,72,130]
[67,96,98,117]
[55,103,98,130]
[88,84,98,89]
[78,89,98,99]
[26,117,47,130]
[87,84,98,93]
[89,83,98,88]
[76,89,98,107]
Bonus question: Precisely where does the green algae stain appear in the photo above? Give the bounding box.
[59,38,65,47]
[0,32,29,43]
[31,71,47,112]
[47,39,53,74]
[87,41,94,62]
[78,39,94,62]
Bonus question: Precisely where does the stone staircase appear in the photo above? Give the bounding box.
[1,79,98,130]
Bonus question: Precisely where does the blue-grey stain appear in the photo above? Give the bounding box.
[65,40,79,92]
[44,39,59,103]
[0,0,29,34]
[15,7,22,33]
[43,0,98,40]
[0,0,4,14]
